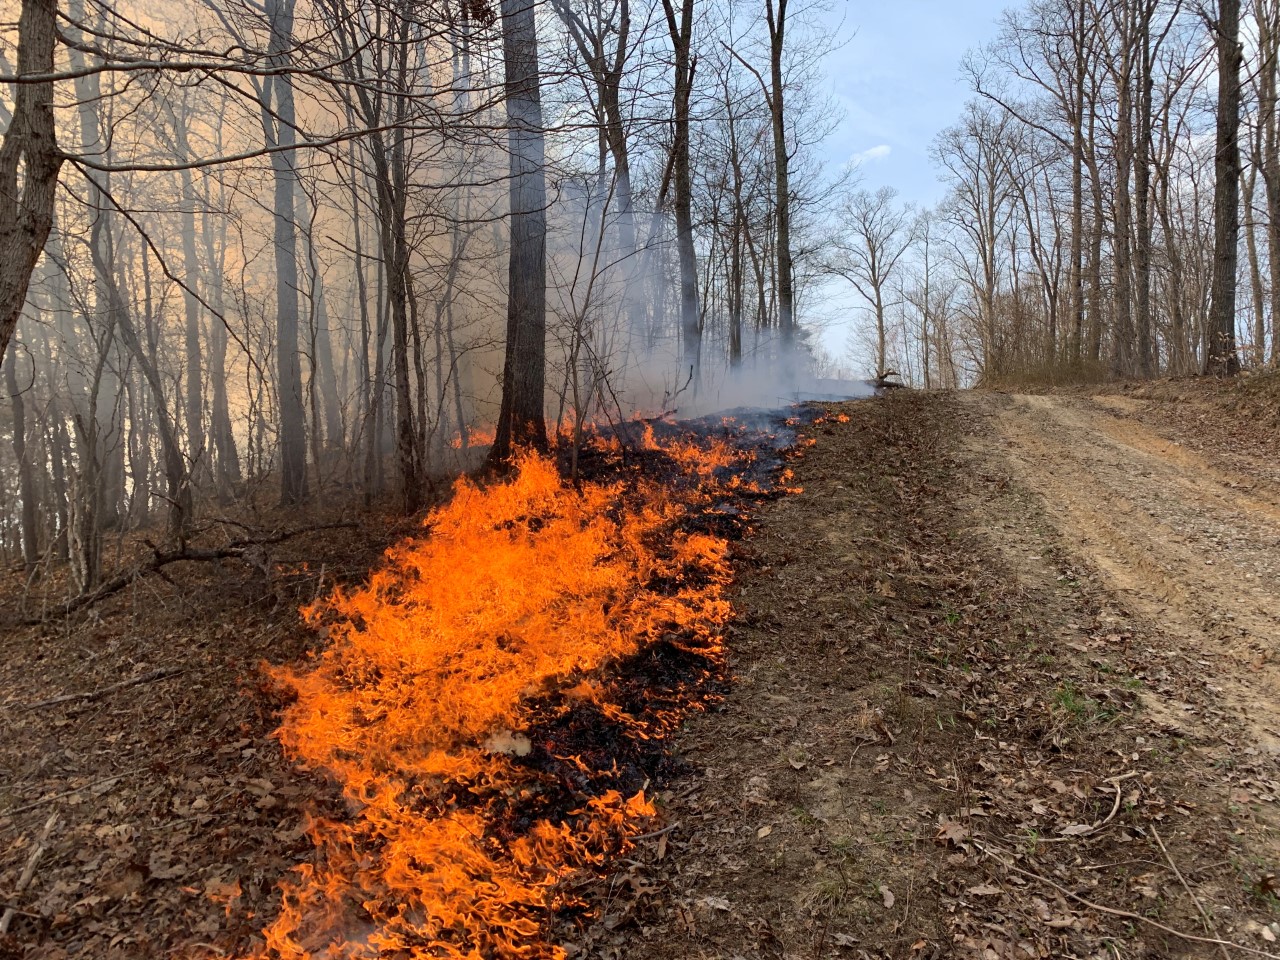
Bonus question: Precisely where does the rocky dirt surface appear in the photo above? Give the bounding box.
[597,387,1280,960]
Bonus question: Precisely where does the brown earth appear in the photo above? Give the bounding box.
[3,383,1280,959]
[0,507,406,959]
[595,387,1280,960]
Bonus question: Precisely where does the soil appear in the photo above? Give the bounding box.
[590,385,1280,960]
[2,380,1279,959]
[0,506,409,959]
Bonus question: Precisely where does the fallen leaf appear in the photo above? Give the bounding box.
[1058,823,1093,836]
[757,825,773,839]
[147,852,186,881]
[880,884,895,909]
[935,819,969,846]
[966,884,1001,897]
[104,863,148,899]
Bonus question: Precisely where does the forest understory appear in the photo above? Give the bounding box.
[3,377,1280,959]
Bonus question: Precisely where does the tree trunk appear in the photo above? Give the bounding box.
[661,0,701,391]
[1069,0,1087,365]
[1111,8,1135,377]
[1258,0,1280,365]
[201,185,241,494]
[91,219,193,541]
[766,0,796,358]
[489,0,550,465]
[1207,0,1243,375]
[1134,0,1155,376]
[1244,161,1267,365]
[0,0,62,365]
[263,0,309,501]
[178,163,206,478]
[5,341,39,568]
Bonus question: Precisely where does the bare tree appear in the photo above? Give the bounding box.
[0,0,62,364]
[831,187,916,379]
[490,0,551,464]
[1207,0,1243,374]
[661,0,702,388]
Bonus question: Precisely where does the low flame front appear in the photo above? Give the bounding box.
[255,439,741,958]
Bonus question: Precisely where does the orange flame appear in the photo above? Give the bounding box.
[252,443,737,959]
[447,426,497,449]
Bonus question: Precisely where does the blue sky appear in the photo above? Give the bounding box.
[810,1,1011,364]
[820,1,1010,207]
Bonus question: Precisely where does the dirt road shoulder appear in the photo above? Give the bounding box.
[609,392,1280,960]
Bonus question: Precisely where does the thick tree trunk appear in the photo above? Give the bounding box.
[0,0,62,365]
[489,0,550,465]
[1207,0,1243,375]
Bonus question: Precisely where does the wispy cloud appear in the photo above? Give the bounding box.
[852,143,892,165]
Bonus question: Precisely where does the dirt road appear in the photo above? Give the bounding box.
[975,392,1280,753]
[613,388,1280,960]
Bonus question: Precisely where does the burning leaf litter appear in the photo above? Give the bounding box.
[252,418,802,959]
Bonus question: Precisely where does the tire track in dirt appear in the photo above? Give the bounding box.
[972,392,1280,752]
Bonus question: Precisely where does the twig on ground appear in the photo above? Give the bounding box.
[1025,772,1138,844]
[0,813,57,934]
[974,840,1279,959]
[0,901,41,921]
[2,769,140,818]
[1152,824,1233,960]
[25,666,184,710]
[632,822,679,841]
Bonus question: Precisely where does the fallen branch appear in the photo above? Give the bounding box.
[632,822,679,841]
[25,666,184,710]
[0,813,57,934]
[974,840,1279,958]
[0,901,40,921]
[1152,824,1233,960]
[21,522,357,623]
[2,768,141,818]
[1019,772,1138,845]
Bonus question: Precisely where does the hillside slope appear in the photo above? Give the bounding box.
[604,388,1280,960]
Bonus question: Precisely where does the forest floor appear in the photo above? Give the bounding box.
[2,378,1280,959]
[599,380,1280,960]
